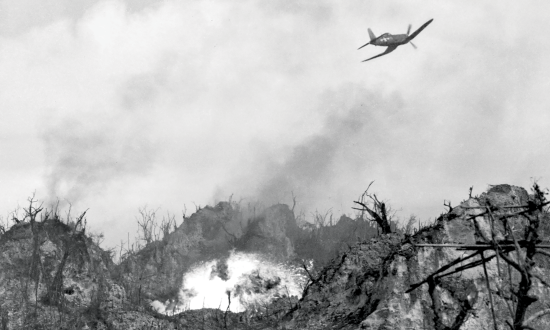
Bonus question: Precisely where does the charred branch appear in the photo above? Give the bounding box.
[413,243,550,249]
[407,251,482,293]
[523,309,550,329]
[352,182,392,234]
[444,200,453,213]
[481,251,498,330]
[352,199,391,234]
[408,183,549,330]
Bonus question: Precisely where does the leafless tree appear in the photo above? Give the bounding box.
[312,209,333,228]
[160,211,177,240]
[352,182,392,234]
[136,206,159,244]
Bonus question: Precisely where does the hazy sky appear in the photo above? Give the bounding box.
[1,0,550,248]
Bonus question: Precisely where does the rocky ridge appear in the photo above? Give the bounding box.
[1,184,549,329]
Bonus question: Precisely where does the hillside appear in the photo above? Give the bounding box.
[1,184,549,329]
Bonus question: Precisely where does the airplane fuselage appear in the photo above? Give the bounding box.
[370,33,409,46]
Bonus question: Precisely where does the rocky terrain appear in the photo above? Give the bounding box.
[1,184,549,329]
[282,184,550,330]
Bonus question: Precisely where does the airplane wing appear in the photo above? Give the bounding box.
[406,19,433,41]
[358,41,371,50]
[362,45,398,62]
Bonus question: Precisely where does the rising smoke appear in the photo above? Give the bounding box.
[215,84,406,215]
[41,109,158,207]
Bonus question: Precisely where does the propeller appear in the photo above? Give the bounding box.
[407,24,417,49]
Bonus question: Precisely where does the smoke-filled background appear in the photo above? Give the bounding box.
[1,0,550,248]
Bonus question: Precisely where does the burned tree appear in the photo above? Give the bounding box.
[353,182,392,234]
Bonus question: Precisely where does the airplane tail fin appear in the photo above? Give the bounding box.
[368,28,376,41]
[358,28,377,50]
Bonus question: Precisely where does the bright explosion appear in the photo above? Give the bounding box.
[151,251,307,315]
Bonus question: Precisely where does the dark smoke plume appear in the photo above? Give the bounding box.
[42,112,157,206]
[218,84,406,214]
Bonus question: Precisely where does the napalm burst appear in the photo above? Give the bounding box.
[151,250,307,315]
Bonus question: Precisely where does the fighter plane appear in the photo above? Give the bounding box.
[358,19,433,62]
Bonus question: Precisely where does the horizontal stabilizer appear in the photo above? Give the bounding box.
[358,28,377,50]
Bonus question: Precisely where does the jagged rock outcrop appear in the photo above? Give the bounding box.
[0,218,113,329]
[283,184,550,330]
[115,202,243,302]
[235,204,298,259]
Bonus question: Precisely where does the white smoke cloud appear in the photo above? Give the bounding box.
[1,0,550,248]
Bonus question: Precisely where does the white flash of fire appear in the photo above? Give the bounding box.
[152,251,307,314]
